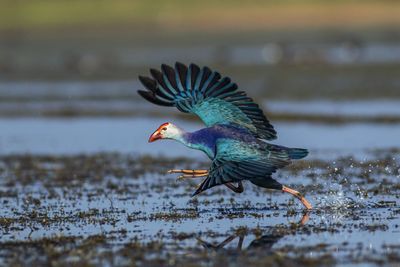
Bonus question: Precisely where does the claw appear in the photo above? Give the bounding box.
[176,175,185,181]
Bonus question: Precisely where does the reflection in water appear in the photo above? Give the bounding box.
[196,212,309,252]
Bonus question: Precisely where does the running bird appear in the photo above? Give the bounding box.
[138,62,312,210]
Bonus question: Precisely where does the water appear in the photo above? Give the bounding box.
[0,81,399,266]
[267,100,400,117]
[0,152,398,266]
[1,118,400,157]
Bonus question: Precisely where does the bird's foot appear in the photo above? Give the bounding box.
[175,173,208,181]
[168,169,208,175]
[168,169,208,181]
[168,170,208,182]
[282,185,313,210]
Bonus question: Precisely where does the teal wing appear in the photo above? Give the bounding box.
[138,62,276,140]
[192,139,291,196]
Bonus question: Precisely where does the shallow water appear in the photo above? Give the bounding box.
[0,117,399,266]
[1,118,400,158]
[0,152,399,266]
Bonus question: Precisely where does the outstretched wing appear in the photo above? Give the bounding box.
[192,139,291,196]
[138,62,276,140]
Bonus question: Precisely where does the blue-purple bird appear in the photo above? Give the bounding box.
[138,62,312,210]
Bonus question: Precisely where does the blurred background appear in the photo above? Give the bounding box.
[0,0,399,155]
[2,3,400,264]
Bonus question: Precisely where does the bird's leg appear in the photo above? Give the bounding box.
[300,211,310,225]
[168,169,209,181]
[168,169,208,175]
[282,185,312,210]
[169,170,244,193]
[225,181,244,193]
[176,173,208,180]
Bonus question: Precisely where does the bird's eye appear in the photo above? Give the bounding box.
[162,127,167,131]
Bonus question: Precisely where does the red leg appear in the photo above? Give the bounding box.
[282,185,312,210]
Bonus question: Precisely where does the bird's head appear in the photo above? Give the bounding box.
[148,122,183,142]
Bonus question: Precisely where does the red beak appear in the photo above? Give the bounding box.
[148,130,162,143]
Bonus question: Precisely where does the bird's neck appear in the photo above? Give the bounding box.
[164,126,189,145]
[172,130,215,159]
[169,130,199,149]
[171,131,192,147]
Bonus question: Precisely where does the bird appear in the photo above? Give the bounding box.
[137,62,312,210]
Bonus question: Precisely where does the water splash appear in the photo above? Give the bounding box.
[312,176,368,225]
[314,160,367,212]
[316,181,357,210]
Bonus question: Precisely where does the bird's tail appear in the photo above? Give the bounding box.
[268,144,308,160]
[287,148,308,160]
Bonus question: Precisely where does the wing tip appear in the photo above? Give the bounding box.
[149,68,163,81]
[137,90,173,106]
[161,63,174,73]
[189,62,200,70]
[175,61,187,69]
[138,75,157,92]
[191,190,201,197]
[191,176,212,197]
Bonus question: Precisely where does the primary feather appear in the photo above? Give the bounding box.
[138,62,276,140]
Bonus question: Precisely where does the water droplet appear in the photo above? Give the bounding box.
[385,166,391,174]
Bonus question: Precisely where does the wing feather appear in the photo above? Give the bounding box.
[138,62,276,140]
[191,139,292,195]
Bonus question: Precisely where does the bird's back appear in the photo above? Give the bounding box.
[185,124,257,158]
[187,123,307,164]
[210,124,308,163]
